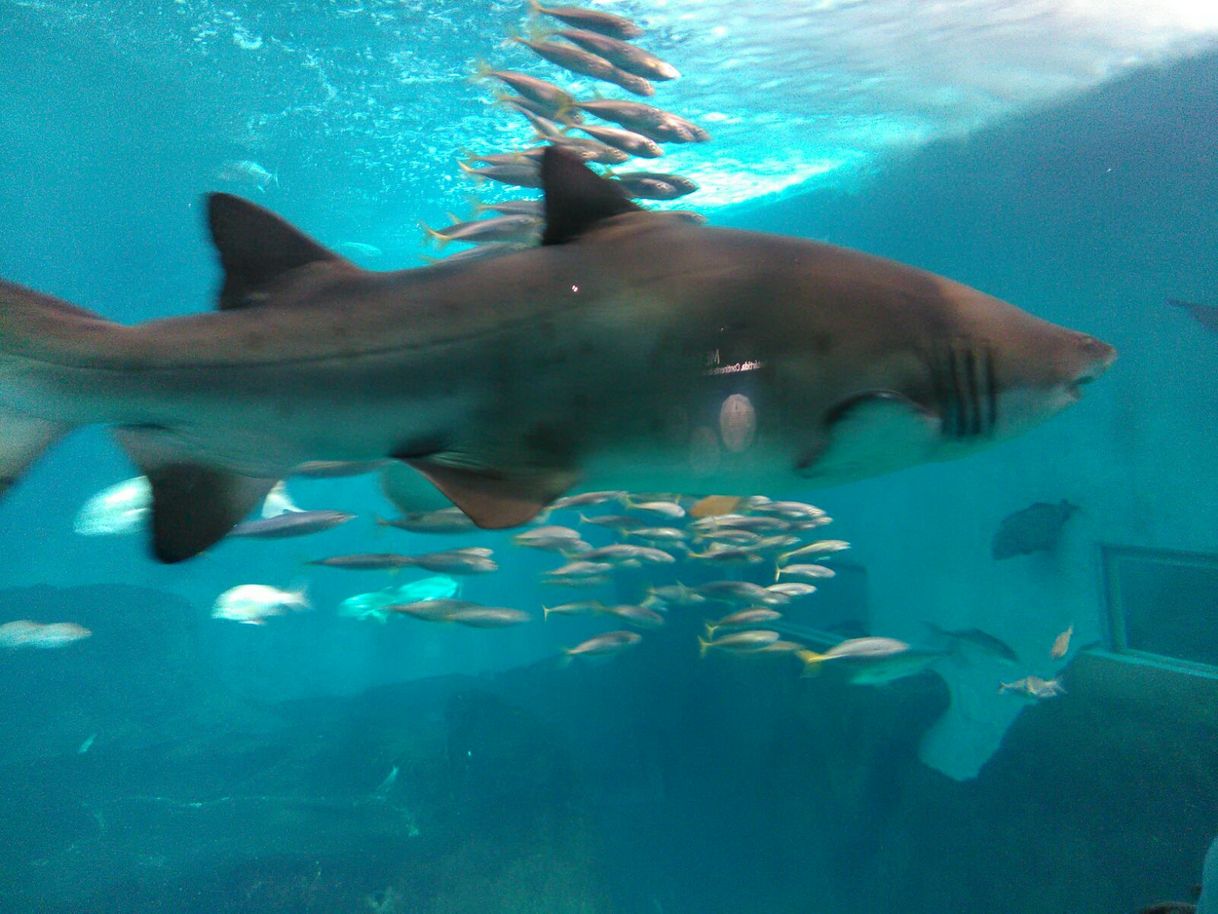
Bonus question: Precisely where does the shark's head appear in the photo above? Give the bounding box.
[925,283,1117,449]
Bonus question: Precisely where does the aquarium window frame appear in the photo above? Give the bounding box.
[1101,543,1218,676]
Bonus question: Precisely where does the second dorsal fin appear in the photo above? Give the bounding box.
[206,193,350,310]
[541,145,643,246]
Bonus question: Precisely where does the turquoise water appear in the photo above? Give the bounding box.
[2,2,1218,911]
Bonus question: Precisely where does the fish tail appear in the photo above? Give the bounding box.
[557,648,575,669]
[456,161,484,186]
[0,280,119,502]
[703,623,718,639]
[542,605,553,620]
[418,220,451,250]
[289,580,310,610]
[796,649,826,676]
[697,636,711,659]
[469,58,494,84]
[552,97,577,125]
[466,194,487,214]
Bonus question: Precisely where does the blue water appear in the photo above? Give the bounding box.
[2,2,1218,911]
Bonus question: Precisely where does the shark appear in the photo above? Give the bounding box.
[0,147,1115,563]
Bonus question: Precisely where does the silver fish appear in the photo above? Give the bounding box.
[556,28,679,81]
[229,509,355,538]
[528,0,644,40]
[574,100,709,143]
[377,508,476,534]
[543,599,606,619]
[550,490,626,509]
[0,148,1114,563]
[512,36,653,95]
[698,629,781,657]
[572,123,664,159]
[423,214,541,248]
[472,198,545,217]
[474,64,575,111]
[564,629,642,658]
[458,160,542,188]
[614,173,698,201]
[705,607,782,637]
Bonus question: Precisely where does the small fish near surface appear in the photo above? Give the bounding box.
[335,242,383,259]
[216,159,277,193]
[0,147,1114,563]
[991,499,1078,559]
[555,29,680,81]
[527,0,644,41]
[473,63,575,113]
[510,35,654,97]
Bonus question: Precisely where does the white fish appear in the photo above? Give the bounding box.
[0,620,92,648]
[73,476,151,535]
[260,480,301,517]
[78,733,96,754]
[212,584,309,625]
[336,241,383,259]
[216,159,278,192]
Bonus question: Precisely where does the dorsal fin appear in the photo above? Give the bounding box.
[541,145,643,245]
[206,193,349,310]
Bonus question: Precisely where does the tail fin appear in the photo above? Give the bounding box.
[457,161,484,185]
[419,221,451,250]
[468,58,494,84]
[697,636,711,659]
[0,279,109,497]
[796,649,827,677]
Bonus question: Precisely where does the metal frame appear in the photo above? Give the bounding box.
[1100,542,1218,677]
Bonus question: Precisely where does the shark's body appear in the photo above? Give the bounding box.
[0,148,1114,562]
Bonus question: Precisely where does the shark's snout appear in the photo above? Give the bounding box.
[1069,334,1116,395]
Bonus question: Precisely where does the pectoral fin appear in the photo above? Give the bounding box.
[405,456,579,529]
[797,391,941,481]
[113,428,278,562]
